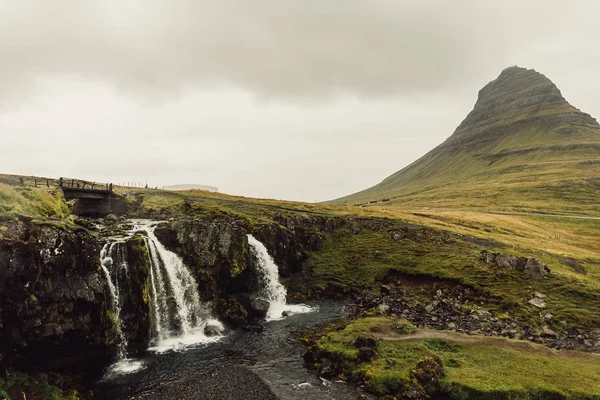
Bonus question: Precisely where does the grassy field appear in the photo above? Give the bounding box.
[313,317,600,399]
[0,184,71,221]
[2,173,600,329]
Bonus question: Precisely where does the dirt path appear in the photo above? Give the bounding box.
[366,329,600,359]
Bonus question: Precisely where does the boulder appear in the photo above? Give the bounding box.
[376,304,390,314]
[249,298,270,319]
[380,284,392,295]
[482,251,550,279]
[542,326,557,337]
[524,259,551,279]
[204,322,224,337]
[528,298,546,308]
[494,253,519,270]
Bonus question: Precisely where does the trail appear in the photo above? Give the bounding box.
[368,329,600,359]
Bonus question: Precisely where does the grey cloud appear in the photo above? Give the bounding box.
[0,0,507,104]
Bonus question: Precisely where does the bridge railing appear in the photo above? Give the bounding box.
[59,177,113,192]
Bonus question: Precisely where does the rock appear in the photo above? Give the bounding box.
[376,304,390,314]
[0,220,116,376]
[482,251,551,279]
[380,284,392,295]
[303,347,322,364]
[204,322,224,337]
[281,310,292,317]
[385,358,396,367]
[217,298,249,327]
[523,259,551,279]
[319,358,341,378]
[104,214,118,224]
[540,311,553,321]
[354,334,377,348]
[402,355,445,399]
[528,298,546,308]
[542,326,557,337]
[425,304,435,313]
[447,322,457,330]
[494,253,519,270]
[242,324,264,334]
[534,291,546,299]
[358,347,377,362]
[249,298,270,319]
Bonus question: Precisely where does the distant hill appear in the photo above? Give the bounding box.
[164,184,219,192]
[331,66,600,215]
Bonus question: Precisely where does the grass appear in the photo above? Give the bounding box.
[294,223,600,329]
[315,317,600,399]
[0,184,72,221]
[115,186,600,329]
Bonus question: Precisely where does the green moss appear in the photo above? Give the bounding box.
[0,372,80,400]
[106,310,119,326]
[314,317,600,399]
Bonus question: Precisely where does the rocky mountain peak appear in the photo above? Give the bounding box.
[452,66,597,138]
[474,66,565,112]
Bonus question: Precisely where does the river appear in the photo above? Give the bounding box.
[96,301,368,400]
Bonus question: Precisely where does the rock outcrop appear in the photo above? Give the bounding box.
[113,235,151,355]
[0,218,116,375]
[481,251,551,279]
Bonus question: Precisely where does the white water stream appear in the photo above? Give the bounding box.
[247,234,314,321]
[100,242,144,374]
[133,220,224,353]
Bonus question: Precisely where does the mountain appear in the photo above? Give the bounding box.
[332,66,600,215]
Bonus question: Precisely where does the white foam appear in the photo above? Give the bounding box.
[106,358,145,376]
[148,320,225,353]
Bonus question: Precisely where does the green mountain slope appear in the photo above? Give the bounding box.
[332,66,600,215]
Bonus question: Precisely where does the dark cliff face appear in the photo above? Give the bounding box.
[0,219,116,376]
[154,217,253,301]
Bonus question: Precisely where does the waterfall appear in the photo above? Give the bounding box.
[247,234,314,321]
[133,220,224,352]
[100,243,143,374]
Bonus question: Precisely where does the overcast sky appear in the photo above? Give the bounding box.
[1,1,599,201]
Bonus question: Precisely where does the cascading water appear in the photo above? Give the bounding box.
[247,234,314,321]
[100,243,144,374]
[133,220,224,352]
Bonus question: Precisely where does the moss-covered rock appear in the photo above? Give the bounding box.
[216,298,248,328]
[120,234,151,355]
